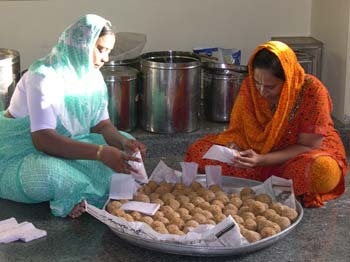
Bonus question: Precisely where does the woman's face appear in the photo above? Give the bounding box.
[92,34,115,69]
[253,68,284,104]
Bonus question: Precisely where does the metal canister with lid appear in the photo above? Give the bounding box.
[100,65,139,132]
[0,48,20,110]
[203,62,248,122]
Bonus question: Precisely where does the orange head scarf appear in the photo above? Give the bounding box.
[214,41,305,154]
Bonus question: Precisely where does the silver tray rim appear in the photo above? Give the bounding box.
[108,176,304,257]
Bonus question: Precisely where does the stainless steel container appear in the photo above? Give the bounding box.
[203,63,247,122]
[0,48,20,111]
[101,66,138,132]
[271,36,323,79]
[104,57,140,71]
[140,51,201,133]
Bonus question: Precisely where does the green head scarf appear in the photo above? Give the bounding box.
[28,14,112,136]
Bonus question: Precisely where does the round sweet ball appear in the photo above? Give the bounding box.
[166,198,181,210]
[134,193,150,203]
[159,181,174,191]
[176,195,190,204]
[223,208,237,217]
[257,219,281,233]
[190,207,204,216]
[182,202,195,211]
[121,213,134,222]
[193,213,207,224]
[251,201,268,215]
[206,219,216,225]
[280,207,298,222]
[273,216,291,230]
[177,207,190,217]
[185,219,200,228]
[209,204,222,215]
[111,208,125,217]
[232,214,244,225]
[157,216,170,225]
[161,192,175,203]
[255,193,273,205]
[211,199,225,209]
[190,181,203,191]
[202,210,214,220]
[201,190,216,202]
[214,194,230,204]
[255,215,267,224]
[238,206,252,215]
[240,187,255,197]
[214,213,227,223]
[198,201,211,210]
[106,200,122,213]
[209,184,223,193]
[174,182,186,190]
[130,211,142,221]
[192,196,206,206]
[139,184,152,195]
[147,180,158,191]
[154,186,170,195]
[119,199,129,204]
[170,217,185,229]
[151,220,166,230]
[230,197,243,209]
[187,191,198,200]
[181,214,192,221]
[160,205,174,214]
[153,226,169,234]
[153,211,164,220]
[140,216,154,225]
[260,226,277,238]
[149,192,161,201]
[263,209,278,220]
[225,203,238,212]
[167,224,180,234]
[242,229,261,243]
[240,211,256,221]
[244,218,257,231]
[151,198,164,206]
[270,202,285,214]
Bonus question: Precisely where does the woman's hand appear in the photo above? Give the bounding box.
[99,145,141,174]
[226,142,241,151]
[122,139,147,159]
[233,149,264,168]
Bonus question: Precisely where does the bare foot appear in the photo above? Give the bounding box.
[69,201,86,218]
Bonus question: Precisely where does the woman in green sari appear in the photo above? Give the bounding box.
[0,14,146,218]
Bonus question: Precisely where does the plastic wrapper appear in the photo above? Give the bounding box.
[203,145,239,164]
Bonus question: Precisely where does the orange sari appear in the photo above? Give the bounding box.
[185,41,348,207]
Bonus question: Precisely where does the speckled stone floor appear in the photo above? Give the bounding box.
[0,120,349,262]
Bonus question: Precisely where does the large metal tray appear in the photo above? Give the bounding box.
[109,176,304,256]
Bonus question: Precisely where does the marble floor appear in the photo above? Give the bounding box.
[0,120,349,262]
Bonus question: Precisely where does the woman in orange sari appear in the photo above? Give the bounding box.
[185,41,348,207]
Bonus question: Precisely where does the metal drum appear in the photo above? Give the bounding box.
[140,51,201,133]
[203,63,248,122]
[0,48,20,111]
[104,56,140,71]
[101,66,138,132]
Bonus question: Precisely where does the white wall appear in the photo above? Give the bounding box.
[0,0,311,69]
[311,0,350,124]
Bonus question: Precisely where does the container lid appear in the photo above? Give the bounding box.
[0,48,20,67]
[203,62,248,76]
[270,36,323,48]
[141,51,201,69]
[100,65,138,81]
[105,56,140,66]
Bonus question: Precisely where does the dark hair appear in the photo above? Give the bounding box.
[99,23,114,37]
[252,48,285,81]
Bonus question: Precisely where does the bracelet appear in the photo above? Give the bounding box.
[96,145,104,161]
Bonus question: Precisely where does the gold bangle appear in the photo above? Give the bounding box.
[96,145,104,161]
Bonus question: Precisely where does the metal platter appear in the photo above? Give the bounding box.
[108,176,304,256]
